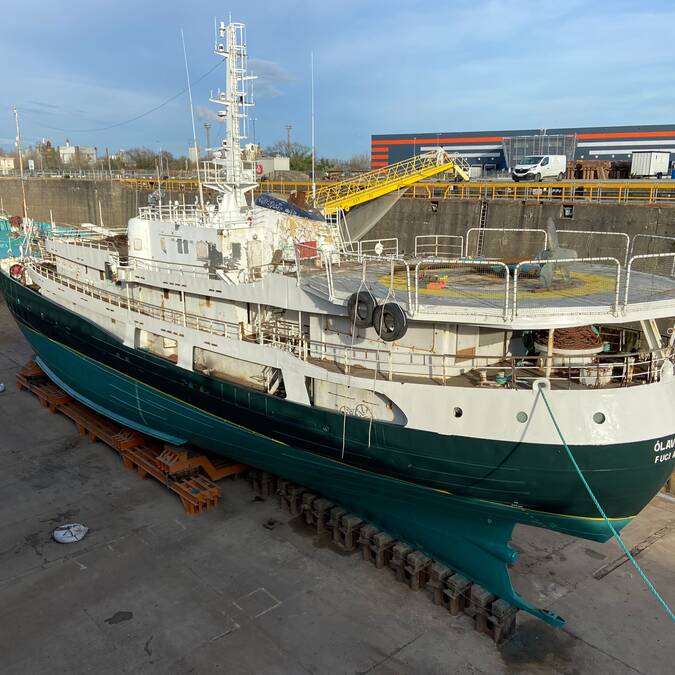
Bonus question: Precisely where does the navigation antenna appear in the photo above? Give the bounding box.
[180,29,206,216]
[203,21,257,217]
[310,52,316,200]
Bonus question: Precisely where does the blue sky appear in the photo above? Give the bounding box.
[2,0,675,159]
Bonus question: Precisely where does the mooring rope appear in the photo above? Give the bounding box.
[539,387,675,622]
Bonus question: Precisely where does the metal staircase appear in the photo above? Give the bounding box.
[313,149,470,215]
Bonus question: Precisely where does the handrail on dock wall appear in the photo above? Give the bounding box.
[3,172,675,206]
[106,177,675,207]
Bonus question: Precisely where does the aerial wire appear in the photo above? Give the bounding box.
[19,59,223,134]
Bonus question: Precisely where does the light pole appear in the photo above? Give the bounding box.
[285,124,292,157]
[204,122,212,153]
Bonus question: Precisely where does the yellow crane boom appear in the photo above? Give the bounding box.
[313,149,470,215]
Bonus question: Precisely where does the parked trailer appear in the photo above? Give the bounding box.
[630,151,670,179]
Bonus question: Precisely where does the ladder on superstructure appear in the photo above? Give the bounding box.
[324,209,352,254]
[313,149,470,216]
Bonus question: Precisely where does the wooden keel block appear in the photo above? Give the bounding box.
[358,524,381,563]
[404,550,432,591]
[370,532,396,569]
[444,574,472,616]
[335,513,364,552]
[427,563,453,606]
[390,542,413,583]
[327,506,348,541]
[468,585,497,635]
[310,498,335,535]
[301,493,318,525]
[487,599,519,645]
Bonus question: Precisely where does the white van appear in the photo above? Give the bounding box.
[512,155,567,182]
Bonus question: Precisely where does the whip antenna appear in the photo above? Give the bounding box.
[181,29,206,215]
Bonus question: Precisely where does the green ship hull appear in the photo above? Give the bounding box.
[2,271,672,626]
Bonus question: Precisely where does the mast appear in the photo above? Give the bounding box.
[204,20,258,219]
[13,106,29,220]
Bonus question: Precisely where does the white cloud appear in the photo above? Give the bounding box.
[195,106,223,123]
[249,58,293,98]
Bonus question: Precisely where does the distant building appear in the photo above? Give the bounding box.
[0,157,15,175]
[371,124,675,172]
[58,141,97,166]
[256,155,290,177]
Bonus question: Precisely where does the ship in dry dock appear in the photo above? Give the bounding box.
[2,19,675,627]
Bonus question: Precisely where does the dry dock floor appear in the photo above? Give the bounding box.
[0,300,673,675]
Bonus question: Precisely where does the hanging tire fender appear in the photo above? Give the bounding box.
[347,290,377,328]
[373,302,407,342]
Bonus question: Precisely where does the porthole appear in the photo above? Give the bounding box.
[593,412,606,425]
[516,411,528,423]
[453,407,463,418]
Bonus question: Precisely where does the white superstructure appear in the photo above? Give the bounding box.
[9,20,675,453]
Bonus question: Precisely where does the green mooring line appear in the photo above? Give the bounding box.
[539,388,675,623]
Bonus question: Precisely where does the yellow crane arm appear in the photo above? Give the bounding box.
[313,149,470,214]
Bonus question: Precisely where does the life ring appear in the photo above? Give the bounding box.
[256,163,264,175]
[373,302,407,342]
[347,291,376,328]
[9,263,24,280]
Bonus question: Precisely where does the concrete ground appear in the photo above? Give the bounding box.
[0,299,673,675]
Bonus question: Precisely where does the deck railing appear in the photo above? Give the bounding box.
[26,261,674,389]
[414,235,464,258]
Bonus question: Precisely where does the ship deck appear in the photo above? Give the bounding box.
[307,356,648,390]
[299,257,675,324]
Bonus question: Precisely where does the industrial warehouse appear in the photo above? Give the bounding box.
[371,124,675,178]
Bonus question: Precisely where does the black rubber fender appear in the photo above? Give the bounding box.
[347,291,377,328]
[373,302,407,342]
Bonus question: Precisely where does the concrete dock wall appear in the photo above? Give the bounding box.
[0,178,195,230]
[2,179,675,251]
[365,199,675,256]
